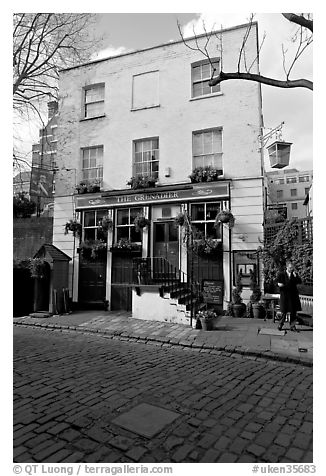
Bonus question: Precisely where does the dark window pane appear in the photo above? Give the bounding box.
[96,210,107,225]
[117,227,129,241]
[155,223,165,242]
[206,223,217,238]
[206,203,220,220]
[191,204,205,221]
[130,208,143,222]
[84,228,96,241]
[130,228,141,243]
[192,223,205,238]
[97,229,107,242]
[84,211,95,227]
[168,223,178,242]
[117,209,129,226]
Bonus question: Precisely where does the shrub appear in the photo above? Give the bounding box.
[13,192,36,218]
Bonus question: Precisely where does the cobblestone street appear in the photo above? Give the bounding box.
[13,326,313,464]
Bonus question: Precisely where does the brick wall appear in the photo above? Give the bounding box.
[13,217,53,259]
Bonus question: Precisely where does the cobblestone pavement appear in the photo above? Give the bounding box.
[13,326,313,464]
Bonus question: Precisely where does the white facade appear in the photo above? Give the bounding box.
[53,23,264,320]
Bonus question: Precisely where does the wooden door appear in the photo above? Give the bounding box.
[153,221,179,271]
[79,258,106,306]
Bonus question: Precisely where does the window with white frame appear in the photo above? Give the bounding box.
[276,190,283,199]
[116,207,143,242]
[83,83,105,119]
[190,202,222,240]
[291,203,298,210]
[191,59,220,98]
[290,188,297,197]
[83,209,108,241]
[286,176,297,184]
[82,146,103,181]
[134,138,159,179]
[193,129,223,170]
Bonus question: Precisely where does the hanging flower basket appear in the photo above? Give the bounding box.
[174,211,187,227]
[134,215,150,232]
[29,258,47,279]
[215,210,235,228]
[98,215,113,234]
[267,140,292,169]
[64,219,82,238]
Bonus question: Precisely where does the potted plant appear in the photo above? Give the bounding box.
[64,219,82,238]
[134,215,150,232]
[197,309,218,330]
[232,273,246,317]
[196,309,218,331]
[127,175,157,190]
[249,269,263,319]
[215,209,235,228]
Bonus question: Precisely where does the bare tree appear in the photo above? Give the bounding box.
[13,13,101,168]
[179,13,313,91]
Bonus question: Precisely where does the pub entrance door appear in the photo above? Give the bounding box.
[153,221,179,271]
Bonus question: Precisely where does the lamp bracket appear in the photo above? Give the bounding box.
[258,122,285,149]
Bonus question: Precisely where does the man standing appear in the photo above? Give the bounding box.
[277,260,302,332]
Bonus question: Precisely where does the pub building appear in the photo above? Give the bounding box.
[52,23,265,325]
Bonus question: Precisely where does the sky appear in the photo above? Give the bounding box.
[13,12,313,174]
[92,12,313,173]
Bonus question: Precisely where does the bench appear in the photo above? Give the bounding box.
[297,295,313,327]
[263,293,313,327]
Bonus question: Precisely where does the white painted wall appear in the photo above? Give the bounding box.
[55,24,263,195]
[53,23,264,309]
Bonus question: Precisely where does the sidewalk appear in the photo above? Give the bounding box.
[13,310,313,366]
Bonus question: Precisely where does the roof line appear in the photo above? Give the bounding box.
[60,21,257,73]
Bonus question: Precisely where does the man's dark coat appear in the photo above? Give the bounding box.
[277,270,302,313]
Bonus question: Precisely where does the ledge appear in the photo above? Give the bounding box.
[79,114,106,122]
[189,92,223,102]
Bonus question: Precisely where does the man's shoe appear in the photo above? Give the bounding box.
[290,327,299,332]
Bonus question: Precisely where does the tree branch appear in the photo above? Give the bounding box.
[210,71,313,90]
[282,13,313,32]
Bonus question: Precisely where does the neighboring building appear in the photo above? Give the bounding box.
[53,23,265,323]
[13,171,31,197]
[265,168,313,220]
[30,101,58,215]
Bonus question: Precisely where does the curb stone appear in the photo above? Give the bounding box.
[13,321,312,367]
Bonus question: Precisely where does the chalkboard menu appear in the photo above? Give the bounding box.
[202,280,223,304]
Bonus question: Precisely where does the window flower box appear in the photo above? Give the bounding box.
[127,175,157,190]
[189,166,223,183]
